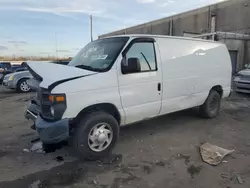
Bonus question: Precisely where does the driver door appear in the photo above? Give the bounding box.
[118,38,162,124]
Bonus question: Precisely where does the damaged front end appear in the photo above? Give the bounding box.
[24,61,96,143]
[25,86,69,143]
[25,68,42,129]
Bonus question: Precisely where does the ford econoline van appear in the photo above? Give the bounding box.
[25,35,232,160]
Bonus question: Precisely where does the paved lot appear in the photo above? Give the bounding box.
[0,86,250,188]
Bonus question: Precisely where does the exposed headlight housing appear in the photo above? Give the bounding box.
[50,106,55,116]
[41,93,67,120]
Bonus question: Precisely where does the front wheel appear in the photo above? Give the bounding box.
[199,90,221,118]
[73,111,119,160]
[17,79,31,93]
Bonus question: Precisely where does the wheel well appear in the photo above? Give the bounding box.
[17,77,29,84]
[73,103,121,126]
[211,85,223,97]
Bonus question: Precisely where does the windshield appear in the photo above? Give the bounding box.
[68,37,129,72]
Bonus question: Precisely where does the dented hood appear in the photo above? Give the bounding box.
[27,61,95,89]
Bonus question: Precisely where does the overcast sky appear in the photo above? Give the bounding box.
[0,0,226,57]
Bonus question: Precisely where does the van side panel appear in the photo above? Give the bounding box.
[156,37,231,115]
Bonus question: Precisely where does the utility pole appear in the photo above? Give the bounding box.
[90,15,93,42]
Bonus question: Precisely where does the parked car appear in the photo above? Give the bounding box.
[2,70,33,92]
[10,64,21,71]
[13,62,28,72]
[0,62,11,84]
[2,61,69,92]
[25,35,232,160]
[0,62,28,84]
[234,64,250,93]
[0,62,11,70]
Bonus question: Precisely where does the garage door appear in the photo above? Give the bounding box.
[229,50,238,74]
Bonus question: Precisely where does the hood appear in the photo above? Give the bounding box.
[238,69,250,76]
[27,62,96,89]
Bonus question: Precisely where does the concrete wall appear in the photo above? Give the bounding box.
[99,0,250,72]
[100,0,250,38]
[214,0,250,34]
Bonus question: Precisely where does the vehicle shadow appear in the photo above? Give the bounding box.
[119,108,202,140]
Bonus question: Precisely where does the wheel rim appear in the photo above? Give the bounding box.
[20,81,30,92]
[88,122,113,152]
[209,96,219,114]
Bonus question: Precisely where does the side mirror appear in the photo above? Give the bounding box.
[244,64,249,68]
[121,57,141,74]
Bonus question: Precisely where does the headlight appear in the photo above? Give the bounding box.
[43,93,67,120]
[50,106,55,116]
[9,75,14,81]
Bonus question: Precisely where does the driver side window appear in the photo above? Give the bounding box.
[126,42,157,72]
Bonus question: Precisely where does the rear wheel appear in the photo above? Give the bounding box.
[73,111,119,160]
[199,90,221,118]
[17,79,31,93]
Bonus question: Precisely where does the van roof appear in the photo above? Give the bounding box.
[101,34,221,44]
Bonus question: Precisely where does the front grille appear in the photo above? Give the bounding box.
[238,81,250,84]
[3,75,9,81]
[240,75,250,80]
[238,87,250,91]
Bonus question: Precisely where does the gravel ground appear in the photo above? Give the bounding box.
[0,86,250,188]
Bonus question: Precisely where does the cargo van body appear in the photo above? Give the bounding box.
[25,35,232,159]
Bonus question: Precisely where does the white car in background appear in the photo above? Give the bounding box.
[234,64,250,93]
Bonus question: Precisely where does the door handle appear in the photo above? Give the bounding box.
[157,83,161,91]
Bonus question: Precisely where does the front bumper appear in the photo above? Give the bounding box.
[2,80,16,89]
[25,100,40,122]
[25,101,70,144]
[234,79,250,93]
[35,116,70,144]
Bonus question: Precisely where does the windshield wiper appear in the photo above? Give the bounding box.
[140,52,152,70]
[75,65,99,72]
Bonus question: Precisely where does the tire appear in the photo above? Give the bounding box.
[199,90,221,118]
[17,78,31,93]
[73,111,119,160]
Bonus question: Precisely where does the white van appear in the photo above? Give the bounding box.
[26,35,232,160]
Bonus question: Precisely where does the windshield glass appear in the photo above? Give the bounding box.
[68,37,129,72]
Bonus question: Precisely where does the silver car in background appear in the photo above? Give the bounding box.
[2,60,70,93]
[234,64,250,93]
[2,70,33,92]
